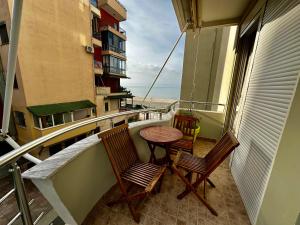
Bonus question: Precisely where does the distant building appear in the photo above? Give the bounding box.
[0,0,133,158]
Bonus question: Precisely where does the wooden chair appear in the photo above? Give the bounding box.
[172,130,239,216]
[169,114,200,155]
[99,124,166,223]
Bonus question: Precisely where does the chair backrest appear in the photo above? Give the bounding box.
[204,130,239,175]
[99,124,139,178]
[173,114,199,138]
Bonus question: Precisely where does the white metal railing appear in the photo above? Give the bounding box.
[0,100,225,225]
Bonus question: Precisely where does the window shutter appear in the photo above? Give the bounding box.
[231,0,300,224]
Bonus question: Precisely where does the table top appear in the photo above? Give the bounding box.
[139,126,183,144]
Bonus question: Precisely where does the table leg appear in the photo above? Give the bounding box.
[164,145,173,174]
[147,142,157,164]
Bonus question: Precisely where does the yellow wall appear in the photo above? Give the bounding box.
[0,0,97,145]
[180,26,236,109]
[256,79,300,225]
[17,0,95,106]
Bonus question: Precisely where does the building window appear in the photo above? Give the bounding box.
[73,108,91,121]
[0,23,9,45]
[33,115,40,128]
[53,113,64,125]
[41,115,54,128]
[15,111,26,127]
[63,112,72,123]
[92,107,96,116]
[105,102,109,112]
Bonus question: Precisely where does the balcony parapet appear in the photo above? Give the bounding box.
[96,86,111,95]
[99,0,127,21]
[100,25,126,40]
[90,1,101,17]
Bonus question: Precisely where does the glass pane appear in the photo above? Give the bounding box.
[33,115,40,128]
[41,115,53,128]
[53,113,64,125]
[73,109,89,121]
[63,112,72,123]
[15,111,26,127]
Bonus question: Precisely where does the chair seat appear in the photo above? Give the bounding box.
[169,139,193,153]
[175,151,207,174]
[121,162,166,191]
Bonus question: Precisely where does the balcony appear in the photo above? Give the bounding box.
[102,44,126,60]
[103,65,126,77]
[91,32,102,47]
[96,86,110,95]
[94,60,103,74]
[90,0,101,17]
[90,0,98,8]
[98,0,127,21]
[0,104,251,225]
[100,25,126,40]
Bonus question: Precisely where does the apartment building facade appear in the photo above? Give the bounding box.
[0,0,132,158]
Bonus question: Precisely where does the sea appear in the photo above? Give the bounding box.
[125,86,181,100]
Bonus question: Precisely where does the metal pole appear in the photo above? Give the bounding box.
[1,0,24,135]
[6,136,42,164]
[142,23,189,106]
[10,163,33,225]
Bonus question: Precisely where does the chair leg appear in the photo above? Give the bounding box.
[177,171,193,199]
[203,178,207,199]
[207,178,216,188]
[127,201,140,223]
[156,175,164,193]
[173,166,218,216]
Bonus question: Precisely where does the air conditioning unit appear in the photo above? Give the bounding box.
[85,45,94,54]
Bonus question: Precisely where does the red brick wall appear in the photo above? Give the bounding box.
[100,9,119,28]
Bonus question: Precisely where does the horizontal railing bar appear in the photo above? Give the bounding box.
[33,211,45,225]
[178,100,226,106]
[0,100,225,168]
[7,199,34,225]
[0,188,15,204]
[0,108,165,168]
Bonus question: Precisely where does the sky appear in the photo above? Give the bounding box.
[118,0,185,88]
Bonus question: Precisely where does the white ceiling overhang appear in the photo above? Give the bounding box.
[172,0,254,31]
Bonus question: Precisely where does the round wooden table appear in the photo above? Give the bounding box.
[139,126,183,167]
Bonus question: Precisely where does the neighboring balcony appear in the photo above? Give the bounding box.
[103,65,126,77]
[90,0,101,17]
[92,31,102,47]
[94,60,103,75]
[98,0,127,21]
[100,25,126,40]
[102,43,125,58]
[96,86,133,99]
[96,86,111,95]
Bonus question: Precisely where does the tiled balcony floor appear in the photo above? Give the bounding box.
[83,139,251,225]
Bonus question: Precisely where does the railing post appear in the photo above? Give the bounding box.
[159,112,162,120]
[10,163,33,225]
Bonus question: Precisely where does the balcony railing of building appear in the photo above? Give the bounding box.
[92,31,101,41]
[103,65,126,76]
[118,26,126,36]
[102,43,125,56]
[0,100,225,225]
[96,86,110,95]
[90,0,98,8]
